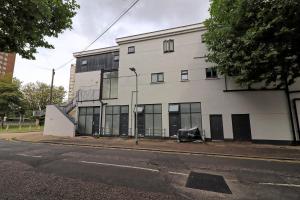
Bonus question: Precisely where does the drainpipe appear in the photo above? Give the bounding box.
[99,69,104,136]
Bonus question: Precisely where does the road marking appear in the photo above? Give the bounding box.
[80,161,159,172]
[17,153,42,158]
[259,182,300,188]
[168,171,189,176]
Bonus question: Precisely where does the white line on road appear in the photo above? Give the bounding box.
[168,171,189,176]
[80,161,159,172]
[16,153,42,158]
[259,182,300,188]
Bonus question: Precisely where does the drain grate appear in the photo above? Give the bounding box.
[185,172,232,194]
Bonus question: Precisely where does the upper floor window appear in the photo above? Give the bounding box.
[103,71,118,99]
[114,54,119,62]
[128,46,135,54]
[181,70,188,81]
[81,60,87,65]
[151,73,164,83]
[163,39,174,53]
[206,67,218,79]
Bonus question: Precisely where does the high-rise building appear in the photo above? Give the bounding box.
[68,64,76,100]
[0,52,16,77]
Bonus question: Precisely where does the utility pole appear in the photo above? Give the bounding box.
[50,68,55,104]
[129,67,138,145]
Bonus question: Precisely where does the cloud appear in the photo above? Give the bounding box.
[14,0,210,94]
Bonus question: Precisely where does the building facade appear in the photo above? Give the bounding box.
[0,52,16,77]
[45,23,300,144]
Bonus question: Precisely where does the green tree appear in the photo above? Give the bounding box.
[0,0,79,59]
[0,75,23,127]
[22,82,66,111]
[203,0,300,88]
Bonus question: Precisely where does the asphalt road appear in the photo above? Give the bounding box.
[0,140,300,200]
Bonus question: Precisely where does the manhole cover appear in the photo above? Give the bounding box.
[185,172,232,194]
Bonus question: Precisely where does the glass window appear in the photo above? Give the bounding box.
[181,70,188,81]
[85,115,93,134]
[106,106,113,114]
[206,67,218,78]
[181,113,191,129]
[79,107,86,115]
[181,104,191,113]
[113,106,120,114]
[103,71,118,99]
[93,107,100,115]
[86,107,93,115]
[145,114,154,136]
[145,105,153,113]
[191,113,201,129]
[154,114,162,136]
[105,115,113,135]
[191,103,201,113]
[78,116,86,133]
[163,39,175,53]
[154,105,162,113]
[128,46,135,54]
[112,115,120,136]
[121,106,129,114]
[81,60,87,65]
[169,104,179,112]
[151,73,164,83]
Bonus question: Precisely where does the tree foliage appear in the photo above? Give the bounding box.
[0,0,79,59]
[22,82,66,111]
[0,75,23,121]
[203,0,300,88]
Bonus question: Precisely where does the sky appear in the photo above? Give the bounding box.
[14,0,210,94]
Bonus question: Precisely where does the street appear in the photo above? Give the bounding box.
[0,140,300,200]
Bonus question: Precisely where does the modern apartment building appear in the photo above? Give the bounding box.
[68,64,76,100]
[0,52,16,77]
[44,23,300,144]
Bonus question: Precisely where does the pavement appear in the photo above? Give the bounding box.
[1,132,300,162]
[0,139,300,199]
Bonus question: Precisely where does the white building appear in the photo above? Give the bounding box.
[44,23,300,145]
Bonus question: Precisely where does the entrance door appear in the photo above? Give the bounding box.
[169,113,181,137]
[137,113,145,136]
[120,113,129,136]
[210,115,224,140]
[232,114,252,141]
[92,114,100,135]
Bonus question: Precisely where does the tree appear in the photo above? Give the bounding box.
[203,0,300,88]
[0,0,79,59]
[22,82,66,111]
[0,75,23,128]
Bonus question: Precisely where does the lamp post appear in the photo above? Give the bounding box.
[129,67,138,145]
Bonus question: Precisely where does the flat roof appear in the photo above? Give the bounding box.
[73,46,119,58]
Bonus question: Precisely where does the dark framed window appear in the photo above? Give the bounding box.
[206,67,218,79]
[78,107,100,135]
[181,70,188,81]
[128,46,135,54]
[105,105,129,136]
[169,103,202,130]
[113,53,119,62]
[163,39,174,53]
[81,60,87,65]
[151,73,164,83]
[103,71,118,99]
[144,104,162,137]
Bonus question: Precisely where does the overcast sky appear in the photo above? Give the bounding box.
[14,0,210,93]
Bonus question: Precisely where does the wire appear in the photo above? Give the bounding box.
[55,0,141,71]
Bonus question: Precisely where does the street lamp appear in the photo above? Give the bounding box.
[129,67,138,145]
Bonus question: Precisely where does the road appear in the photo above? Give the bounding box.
[0,140,300,200]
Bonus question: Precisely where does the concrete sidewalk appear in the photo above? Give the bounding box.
[1,132,300,162]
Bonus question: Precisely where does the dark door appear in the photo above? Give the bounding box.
[169,113,181,137]
[92,114,100,135]
[120,113,129,136]
[210,115,224,140]
[137,113,145,136]
[232,114,252,141]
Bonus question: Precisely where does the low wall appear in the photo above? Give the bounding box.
[43,105,75,137]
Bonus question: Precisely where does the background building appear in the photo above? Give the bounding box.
[68,64,76,100]
[0,52,16,77]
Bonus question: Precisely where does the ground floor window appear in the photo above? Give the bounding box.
[105,105,129,136]
[135,104,162,137]
[78,107,100,135]
[168,103,202,136]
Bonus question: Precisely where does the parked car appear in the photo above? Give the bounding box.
[177,127,204,142]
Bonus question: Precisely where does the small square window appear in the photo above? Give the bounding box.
[128,46,135,54]
[163,39,175,53]
[151,73,164,83]
[114,55,119,62]
[206,67,218,79]
[81,60,87,65]
[181,70,188,81]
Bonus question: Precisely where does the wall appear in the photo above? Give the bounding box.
[44,105,75,137]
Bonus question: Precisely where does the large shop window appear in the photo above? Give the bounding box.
[105,105,129,136]
[169,103,202,130]
[103,71,118,99]
[144,104,163,137]
[78,107,100,135]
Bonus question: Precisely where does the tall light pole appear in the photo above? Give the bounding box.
[129,67,138,145]
[50,68,55,104]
